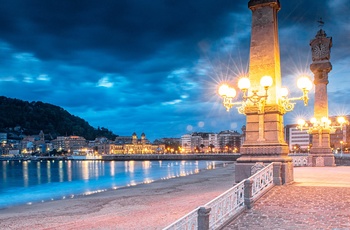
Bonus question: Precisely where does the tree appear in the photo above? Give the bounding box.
[209,144,215,153]
[200,144,205,153]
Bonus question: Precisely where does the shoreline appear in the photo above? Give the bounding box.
[0,153,241,162]
[0,162,236,230]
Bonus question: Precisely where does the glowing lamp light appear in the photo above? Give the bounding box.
[310,117,317,124]
[238,77,251,90]
[260,75,273,88]
[218,84,229,96]
[218,74,310,114]
[297,119,306,126]
[297,76,313,91]
[321,117,329,124]
[226,87,237,98]
[280,87,289,97]
[337,116,345,125]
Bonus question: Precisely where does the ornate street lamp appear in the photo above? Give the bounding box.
[218,75,312,115]
[297,116,348,133]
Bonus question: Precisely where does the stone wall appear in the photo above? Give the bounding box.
[334,155,350,166]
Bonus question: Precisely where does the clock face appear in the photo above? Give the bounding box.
[313,44,327,59]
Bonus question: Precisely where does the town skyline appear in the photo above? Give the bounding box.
[0,0,349,141]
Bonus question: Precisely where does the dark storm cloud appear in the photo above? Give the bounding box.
[0,0,348,140]
[0,0,244,62]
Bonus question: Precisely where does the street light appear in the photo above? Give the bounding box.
[297,116,348,134]
[279,76,313,111]
[218,75,312,114]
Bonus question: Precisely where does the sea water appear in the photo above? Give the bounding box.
[0,159,221,209]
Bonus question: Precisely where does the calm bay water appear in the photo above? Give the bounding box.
[0,159,221,209]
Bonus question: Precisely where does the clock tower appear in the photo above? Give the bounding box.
[309,22,335,166]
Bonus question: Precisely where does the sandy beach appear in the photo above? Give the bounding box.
[0,162,235,230]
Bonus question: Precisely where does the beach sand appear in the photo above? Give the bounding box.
[0,162,235,230]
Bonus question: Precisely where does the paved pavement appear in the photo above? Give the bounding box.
[224,166,350,230]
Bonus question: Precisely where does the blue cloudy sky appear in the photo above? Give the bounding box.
[0,0,349,141]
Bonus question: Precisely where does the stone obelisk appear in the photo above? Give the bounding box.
[235,0,293,184]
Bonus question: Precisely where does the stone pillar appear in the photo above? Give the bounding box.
[235,0,293,184]
[244,179,253,209]
[197,207,211,230]
[308,27,335,166]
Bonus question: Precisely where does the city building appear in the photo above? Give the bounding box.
[285,115,350,154]
[285,124,311,153]
[113,133,165,154]
[51,135,87,153]
[181,134,192,153]
[217,130,241,153]
[330,115,350,153]
[181,131,241,153]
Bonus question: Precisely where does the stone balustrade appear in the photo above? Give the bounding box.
[163,162,276,230]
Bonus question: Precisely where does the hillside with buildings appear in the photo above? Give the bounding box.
[0,96,116,140]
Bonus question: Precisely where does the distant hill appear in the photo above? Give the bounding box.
[0,96,117,140]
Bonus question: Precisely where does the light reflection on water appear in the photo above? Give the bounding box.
[0,160,223,209]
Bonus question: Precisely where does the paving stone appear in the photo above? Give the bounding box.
[223,167,350,230]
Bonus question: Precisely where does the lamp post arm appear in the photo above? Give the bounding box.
[287,89,309,106]
[244,90,268,105]
[222,96,244,112]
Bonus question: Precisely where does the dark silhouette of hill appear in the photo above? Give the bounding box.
[0,96,117,140]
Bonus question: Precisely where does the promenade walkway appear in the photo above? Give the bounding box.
[224,167,350,229]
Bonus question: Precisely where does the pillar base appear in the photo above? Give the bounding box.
[308,154,335,167]
[309,147,336,167]
[235,155,294,184]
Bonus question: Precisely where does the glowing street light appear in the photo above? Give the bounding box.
[297,116,348,134]
[219,75,312,114]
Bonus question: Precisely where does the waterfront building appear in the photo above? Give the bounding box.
[191,132,205,152]
[208,133,218,153]
[154,137,181,153]
[181,131,241,153]
[285,124,311,153]
[20,131,48,154]
[115,136,133,144]
[181,132,215,153]
[181,134,192,153]
[112,133,165,154]
[89,137,112,155]
[217,130,241,153]
[51,135,87,153]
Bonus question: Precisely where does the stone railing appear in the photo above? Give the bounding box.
[163,162,275,230]
[162,208,198,229]
[334,154,350,166]
[288,153,309,167]
[204,180,245,229]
